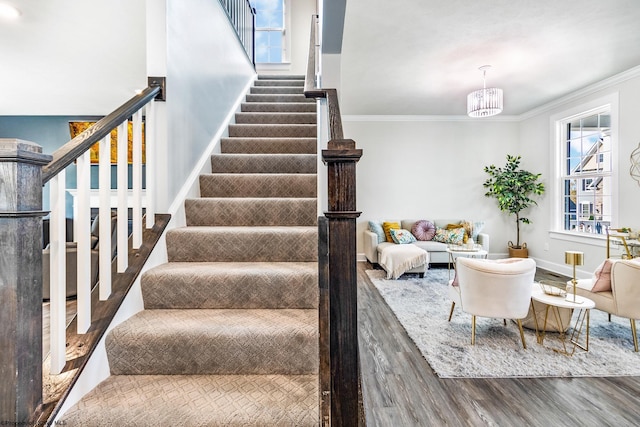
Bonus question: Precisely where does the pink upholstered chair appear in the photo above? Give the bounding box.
[566,258,640,352]
[448,257,537,348]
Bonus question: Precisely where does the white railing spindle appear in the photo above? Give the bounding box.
[76,151,91,333]
[117,121,128,273]
[132,110,143,248]
[49,171,66,375]
[99,135,112,300]
[145,99,156,229]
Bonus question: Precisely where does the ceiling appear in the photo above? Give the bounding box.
[338,0,640,116]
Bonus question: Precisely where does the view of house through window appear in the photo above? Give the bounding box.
[254,0,286,63]
[559,108,612,235]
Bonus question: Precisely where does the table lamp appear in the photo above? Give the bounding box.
[565,251,584,304]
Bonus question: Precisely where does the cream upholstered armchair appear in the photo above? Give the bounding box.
[448,257,537,348]
[566,258,640,352]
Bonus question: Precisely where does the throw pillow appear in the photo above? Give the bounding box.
[446,223,468,243]
[591,259,617,292]
[382,221,401,243]
[411,220,436,241]
[390,228,417,244]
[368,220,386,243]
[433,227,464,245]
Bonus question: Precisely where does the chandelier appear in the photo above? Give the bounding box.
[467,65,503,117]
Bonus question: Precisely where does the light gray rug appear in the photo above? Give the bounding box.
[366,268,640,378]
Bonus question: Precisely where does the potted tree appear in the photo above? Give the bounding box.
[483,154,545,258]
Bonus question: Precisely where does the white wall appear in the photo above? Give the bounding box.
[161,0,256,211]
[518,69,640,277]
[345,117,520,257]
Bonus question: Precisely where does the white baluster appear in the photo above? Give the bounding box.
[117,121,128,273]
[99,134,112,300]
[132,110,143,249]
[76,151,91,333]
[49,171,66,375]
[145,99,156,229]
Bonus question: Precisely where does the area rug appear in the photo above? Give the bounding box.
[365,268,640,378]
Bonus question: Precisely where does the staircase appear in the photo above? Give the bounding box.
[60,76,320,426]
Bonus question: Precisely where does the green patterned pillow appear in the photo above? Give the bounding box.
[390,228,417,244]
[432,227,464,244]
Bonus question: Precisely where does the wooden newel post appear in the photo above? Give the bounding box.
[0,139,52,424]
[322,138,362,426]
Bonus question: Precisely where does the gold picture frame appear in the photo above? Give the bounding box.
[69,121,146,164]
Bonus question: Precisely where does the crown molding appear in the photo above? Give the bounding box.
[341,114,520,123]
[516,65,640,121]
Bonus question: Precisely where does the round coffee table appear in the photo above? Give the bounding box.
[446,247,488,279]
[530,287,595,356]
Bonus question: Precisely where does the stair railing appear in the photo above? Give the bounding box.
[42,79,164,376]
[0,77,166,425]
[218,0,256,65]
[304,14,363,427]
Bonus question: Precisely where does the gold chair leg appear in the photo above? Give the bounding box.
[517,319,527,349]
[631,319,638,352]
[471,315,476,345]
[448,302,456,322]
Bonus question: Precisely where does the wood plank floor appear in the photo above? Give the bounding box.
[42,300,77,361]
[358,261,640,426]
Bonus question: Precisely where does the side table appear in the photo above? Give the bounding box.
[530,288,596,356]
[446,247,488,280]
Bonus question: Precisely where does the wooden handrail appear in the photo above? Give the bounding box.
[305,13,363,427]
[42,84,162,184]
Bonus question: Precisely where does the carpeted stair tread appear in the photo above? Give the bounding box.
[185,198,317,226]
[235,112,317,124]
[199,173,317,198]
[106,308,319,375]
[60,74,321,425]
[166,226,318,262]
[246,94,313,103]
[229,123,316,138]
[258,74,304,80]
[254,79,304,86]
[210,153,317,173]
[141,262,318,309]
[241,102,316,113]
[221,137,316,154]
[59,374,318,427]
[250,86,304,95]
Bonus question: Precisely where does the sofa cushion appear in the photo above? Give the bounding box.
[411,220,436,241]
[382,221,401,243]
[390,228,417,244]
[433,227,464,245]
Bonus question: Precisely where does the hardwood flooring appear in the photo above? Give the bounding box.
[357,261,640,427]
[42,299,77,361]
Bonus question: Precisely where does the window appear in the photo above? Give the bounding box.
[254,0,286,63]
[558,108,612,235]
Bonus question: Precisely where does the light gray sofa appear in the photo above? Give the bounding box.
[363,219,490,274]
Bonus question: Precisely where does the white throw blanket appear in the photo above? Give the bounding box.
[379,244,428,279]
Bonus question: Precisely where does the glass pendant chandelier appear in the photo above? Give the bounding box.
[467,65,503,117]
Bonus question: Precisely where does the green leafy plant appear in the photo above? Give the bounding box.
[483,155,545,249]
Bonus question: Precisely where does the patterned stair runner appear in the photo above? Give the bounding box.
[60,75,320,426]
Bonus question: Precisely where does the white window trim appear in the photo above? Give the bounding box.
[548,92,619,244]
